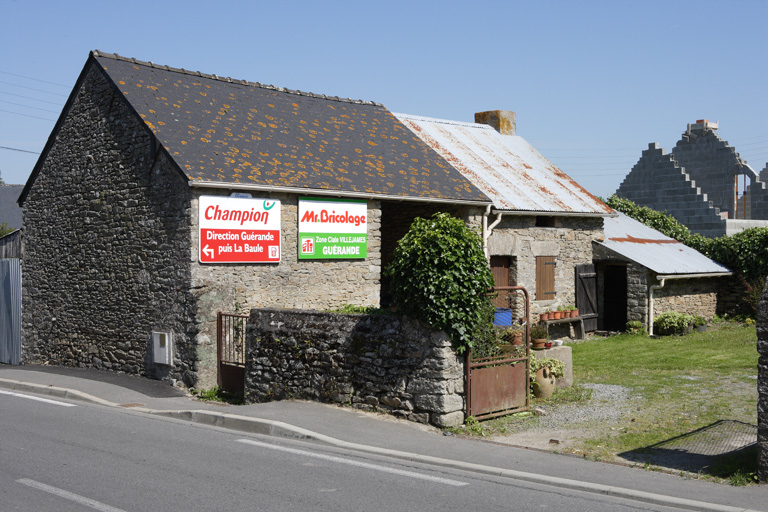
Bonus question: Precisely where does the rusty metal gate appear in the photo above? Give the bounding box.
[466,286,530,420]
[217,312,248,396]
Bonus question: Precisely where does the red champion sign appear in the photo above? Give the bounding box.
[198,195,281,263]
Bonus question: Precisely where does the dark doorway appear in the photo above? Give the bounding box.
[602,265,627,331]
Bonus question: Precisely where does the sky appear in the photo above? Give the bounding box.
[1,0,766,199]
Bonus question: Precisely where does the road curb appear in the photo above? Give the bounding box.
[0,378,761,512]
[0,378,116,407]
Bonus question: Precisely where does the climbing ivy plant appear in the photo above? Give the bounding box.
[385,212,495,354]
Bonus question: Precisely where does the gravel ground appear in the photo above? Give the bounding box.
[488,383,640,452]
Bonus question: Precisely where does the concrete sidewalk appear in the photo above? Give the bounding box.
[1,364,765,512]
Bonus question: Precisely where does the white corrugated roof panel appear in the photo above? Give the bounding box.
[598,213,731,275]
[395,113,614,215]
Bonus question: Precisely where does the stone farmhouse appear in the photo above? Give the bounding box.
[16,51,730,391]
[616,120,768,238]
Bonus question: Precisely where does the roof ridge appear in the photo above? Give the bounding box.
[91,50,383,107]
[394,112,497,130]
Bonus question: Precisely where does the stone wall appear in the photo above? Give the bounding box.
[653,277,720,320]
[245,308,465,427]
[21,63,198,384]
[758,277,767,483]
[487,215,603,317]
[190,192,385,388]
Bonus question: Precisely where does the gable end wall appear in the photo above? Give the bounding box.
[21,63,197,384]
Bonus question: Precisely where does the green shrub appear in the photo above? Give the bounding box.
[653,311,694,336]
[385,212,495,354]
[625,320,647,335]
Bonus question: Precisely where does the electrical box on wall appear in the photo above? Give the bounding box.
[152,331,173,365]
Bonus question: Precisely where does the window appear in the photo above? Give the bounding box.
[535,216,555,227]
[535,256,556,300]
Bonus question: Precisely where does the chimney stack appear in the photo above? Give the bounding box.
[475,110,516,135]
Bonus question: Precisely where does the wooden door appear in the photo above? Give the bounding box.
[575,264,598,332]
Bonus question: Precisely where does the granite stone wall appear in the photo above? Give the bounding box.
[653,277,720,320]
[757,277,767,483]
[190,192,385,389]
[487,215,603,318]
[245,308,466,427]
[21,63,198,384]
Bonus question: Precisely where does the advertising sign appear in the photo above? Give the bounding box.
[298,197,367,259]
[198,195,281,263]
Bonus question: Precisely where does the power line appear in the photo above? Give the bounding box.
[0,99,59,113]
[0,109,56,121]
[0,80,67,96]
[0,90,62,105]
[0,145,40,154]
[0,70,69,88]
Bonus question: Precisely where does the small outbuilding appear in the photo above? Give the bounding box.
[593,212,732,333]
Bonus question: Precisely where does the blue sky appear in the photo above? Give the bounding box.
[1,0,766,198]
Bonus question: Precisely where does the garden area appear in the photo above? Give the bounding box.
[451,317,760,485]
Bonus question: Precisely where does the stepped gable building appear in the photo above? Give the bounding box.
[616,120,768,237]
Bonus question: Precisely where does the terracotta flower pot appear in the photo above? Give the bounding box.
[540,312,550,322]
[513,333,524,346]
[531,338,546,350]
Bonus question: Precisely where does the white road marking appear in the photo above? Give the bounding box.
[16,479,127,512]
[237,439,468,487]
[0,390,76,407]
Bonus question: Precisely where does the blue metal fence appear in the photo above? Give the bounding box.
[0,259,21,365]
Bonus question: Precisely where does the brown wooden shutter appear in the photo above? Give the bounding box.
[536,256,556,300]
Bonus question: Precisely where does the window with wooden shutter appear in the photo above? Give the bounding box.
[536,256,556,300]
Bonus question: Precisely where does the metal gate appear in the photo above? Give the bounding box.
[1,259,22,365]
[575,264,598,332]
[466,286,530,420]
[217,312,248,396]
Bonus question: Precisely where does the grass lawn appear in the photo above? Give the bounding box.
[571,321,758,479]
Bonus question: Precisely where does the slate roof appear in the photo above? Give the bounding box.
[0,185,23,229]
[597,212,731,276]
[396,114,614,216]
[92,51,488,204]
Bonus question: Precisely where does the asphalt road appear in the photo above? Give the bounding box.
[0,389,692,512]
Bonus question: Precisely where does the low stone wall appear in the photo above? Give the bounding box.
[653,276,720,320]
[757,278,767,483]
[244,309,466,427]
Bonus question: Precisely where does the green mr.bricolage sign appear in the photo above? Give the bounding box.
[298,197,367,259]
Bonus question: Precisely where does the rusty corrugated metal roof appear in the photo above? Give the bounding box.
[598,212,731,275]
[92,52,488,203]
[395,113,613,215]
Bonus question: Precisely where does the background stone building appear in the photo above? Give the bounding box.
[616,120,768,238]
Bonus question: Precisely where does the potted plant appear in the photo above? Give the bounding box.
[530,325,548,350]
[503,324,525,346]
[693,316,707,332]
[539,310,550,322]
[530,353,566,398]
[571,305,579,318]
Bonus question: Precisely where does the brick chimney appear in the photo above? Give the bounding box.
[475,110,516,135]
